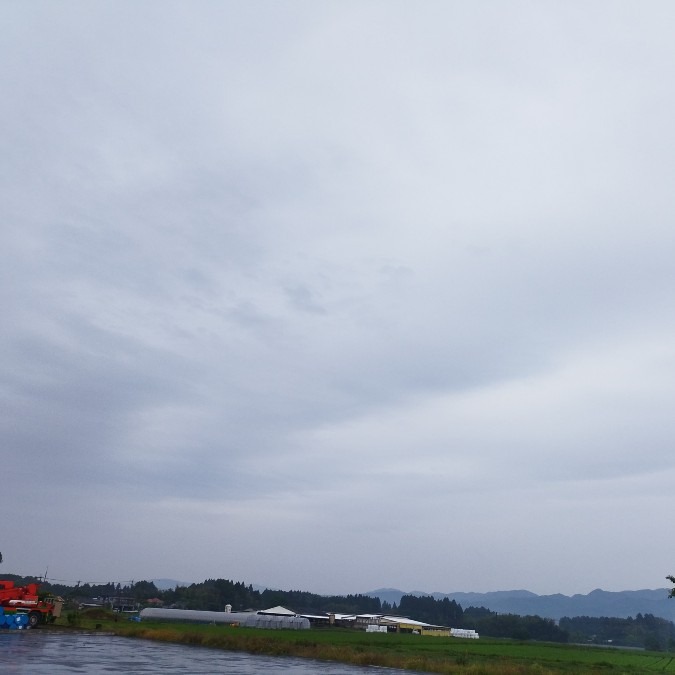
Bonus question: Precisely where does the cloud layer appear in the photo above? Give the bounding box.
[2,1,675,595]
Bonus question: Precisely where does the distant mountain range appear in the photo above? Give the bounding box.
[365,588,675,622]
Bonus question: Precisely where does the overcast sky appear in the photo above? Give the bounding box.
[3,1,675,597]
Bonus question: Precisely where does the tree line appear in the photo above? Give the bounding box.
[560,613,675,651]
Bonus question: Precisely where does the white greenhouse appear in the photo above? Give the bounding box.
[139,607,310,630]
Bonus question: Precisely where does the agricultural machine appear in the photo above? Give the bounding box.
[0,580,62,628]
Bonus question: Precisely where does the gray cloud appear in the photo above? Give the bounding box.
[2,1,675,595]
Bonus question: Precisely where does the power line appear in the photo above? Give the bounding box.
[40,576,137,586]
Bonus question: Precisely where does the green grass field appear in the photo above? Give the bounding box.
[69,615,675,674]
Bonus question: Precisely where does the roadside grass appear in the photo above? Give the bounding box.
[64,615,675,674]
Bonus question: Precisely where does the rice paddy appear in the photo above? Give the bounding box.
[75,617,675,674]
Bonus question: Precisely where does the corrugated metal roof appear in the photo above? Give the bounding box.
[258,605,296,616]
[382,615,447,629]
[383,615,431,627]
